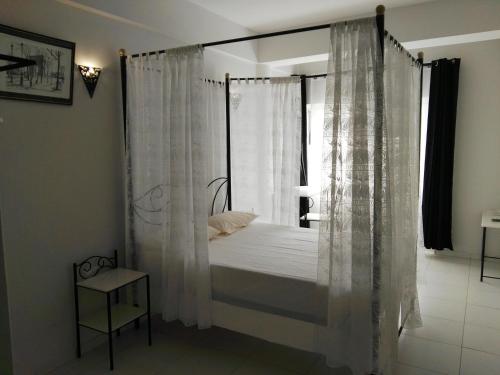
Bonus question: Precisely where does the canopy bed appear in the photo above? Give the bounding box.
[119,5,424,374]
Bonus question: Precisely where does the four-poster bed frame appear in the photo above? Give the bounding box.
[119,4,425,364]
[119,4,424,217]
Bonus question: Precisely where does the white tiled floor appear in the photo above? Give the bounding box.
[50,254,500,375]
[398,253,500,375]
[48,320,338,375]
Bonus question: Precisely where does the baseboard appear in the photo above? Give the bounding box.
[422,248,478,260]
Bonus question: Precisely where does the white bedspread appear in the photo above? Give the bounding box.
[209,222,318,280]
[209,223,323,322]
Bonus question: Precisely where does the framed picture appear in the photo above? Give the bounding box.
[0,24,75,105]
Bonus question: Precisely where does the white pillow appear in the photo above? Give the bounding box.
[208,225,221,240]
[208,211,257,234]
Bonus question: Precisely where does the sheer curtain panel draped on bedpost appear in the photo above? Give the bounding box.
[230,77,301,226]
[126,45,212,328]
[206,81,227,215]
[384,35,422,332]
[316,19,381,373]
[316,18,421,374]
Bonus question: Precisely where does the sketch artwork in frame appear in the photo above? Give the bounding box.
[0,24,75,105]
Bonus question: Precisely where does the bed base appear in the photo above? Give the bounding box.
[212,300,316,352]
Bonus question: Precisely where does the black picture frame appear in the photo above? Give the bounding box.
[0,24,75,105]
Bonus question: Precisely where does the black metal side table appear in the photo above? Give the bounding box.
[73,251,151,370]
[480,210,500,282]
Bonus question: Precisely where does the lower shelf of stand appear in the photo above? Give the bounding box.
[79,304,147,333]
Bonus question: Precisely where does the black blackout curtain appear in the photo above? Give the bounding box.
[422,58,461,250]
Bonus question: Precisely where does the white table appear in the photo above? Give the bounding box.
[73,252,151,371]
[480,210,500,281]
[77,268,147,293]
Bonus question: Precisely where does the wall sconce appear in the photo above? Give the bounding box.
[78,65,102,98]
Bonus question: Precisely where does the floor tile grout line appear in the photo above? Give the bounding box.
[418,295,468,304]
[397,357,452,374]
[463,321,500,332]
[397,361,447,375]
[420,294,468,304]
[461,344,500,358]
[467,301,500,311]
[400,332,462,349]
[410,255,472,375]
[413,312,465,325]
[462,346,500,358]
[459,257,472,375]
[416,310,465,324]
[402,327,463,347]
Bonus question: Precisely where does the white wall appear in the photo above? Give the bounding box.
[69,0,259,63]
[386,0,500,43]
[415,39,500,258]
[257,0,500,66]
[292,61,328,76]
[0,1,258,374]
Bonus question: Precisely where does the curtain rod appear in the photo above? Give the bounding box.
[129,23,332,58]
[229,77,272,81]
[127,5,387,58]
[205,78,225,85]
[384,30,421,66]
[229,74,328,81]
[422,58,460,67]
[227,45,424,83]
[304,73,328,79]
[127,29,419,69]
[203,23,332,48]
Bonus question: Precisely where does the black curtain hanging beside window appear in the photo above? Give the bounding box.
[422,58,461,250]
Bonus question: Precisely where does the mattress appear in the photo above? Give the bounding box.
[209,222,326,323]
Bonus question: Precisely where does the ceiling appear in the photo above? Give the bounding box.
[186,0,436,32]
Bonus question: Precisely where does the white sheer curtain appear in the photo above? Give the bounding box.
[206,81,227,215]
[126,46,211,328]
[317,18,421,374]
[230,77,301,226]
[384,36,422,333]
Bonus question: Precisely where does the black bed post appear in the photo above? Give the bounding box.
[417,51,424,170]
[299,75,309,228]
[119,49,127,144]
[373,5,385,375]
[375,5,385,54]
[225,72,232,211]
